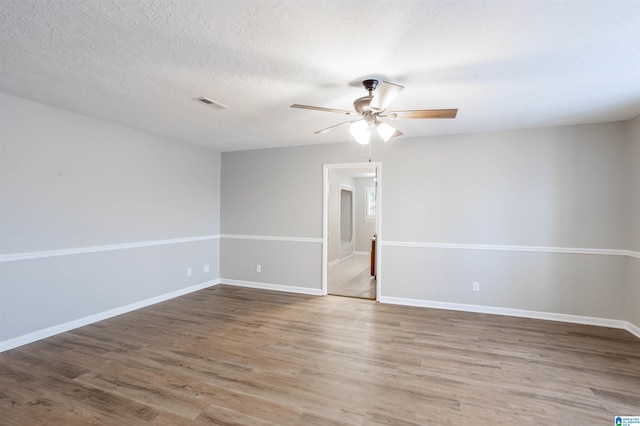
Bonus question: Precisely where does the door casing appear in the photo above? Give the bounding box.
[322,162,382,299]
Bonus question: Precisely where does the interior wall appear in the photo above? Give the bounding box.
[381,124,628,248]
[625,115,640,329]
[354,177,376,252]
[220,121,632,323]
[0,92,221,345]
[379,122,629,321]
[220,143,369,288]
[3,90,634,348]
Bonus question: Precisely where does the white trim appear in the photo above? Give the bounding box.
[322,165,330,295]
[322,162,382,300]
[375,165,382,301]
[3,280,633,353]
[0,279,221,353]
[328,258,341,267]
[381,241,632,257]
[626,322,640,339]
[338,184,356,191]
[628,250,640,259]
[378,296,639,338]
[221,234,322,243]
[338,253,354,262]
[221,279,323,296]
[0,235,221,263]
[327,252,370,268]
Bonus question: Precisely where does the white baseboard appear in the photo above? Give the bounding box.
[221,278,323,296]
[328,259,341,267]
[0,279,221,353]
[378,296,639,339]
[626,322,640,339]
[3,281,635,354]
[328,255,351,267]
[328,252,369,268]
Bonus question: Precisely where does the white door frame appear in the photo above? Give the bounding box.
[322,162,382,300]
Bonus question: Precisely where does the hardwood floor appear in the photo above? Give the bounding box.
[1,284,639,425]
[328,254,376,299]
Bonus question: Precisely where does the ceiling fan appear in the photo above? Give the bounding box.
[290,79,457,144]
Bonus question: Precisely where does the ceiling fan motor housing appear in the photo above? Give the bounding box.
[353,79,381,114]
[353,96,374,114]
[362,79,379,93]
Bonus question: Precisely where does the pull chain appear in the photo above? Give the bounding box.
[360,143,373,162]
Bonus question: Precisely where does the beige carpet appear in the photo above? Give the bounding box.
[328,253,376,299]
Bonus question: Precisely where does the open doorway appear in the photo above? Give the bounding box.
[323,162,381,300]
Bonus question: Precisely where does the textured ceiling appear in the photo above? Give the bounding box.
[1,0,639,152]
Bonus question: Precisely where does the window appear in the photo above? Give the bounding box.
[365,187,376,222]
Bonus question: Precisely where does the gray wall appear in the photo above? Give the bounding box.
[220,143,370,288]
[379,122,629,321]
[0,92,221,343]
[625,115,640,328]
[220,121,637,325]
[381,124,627,248]
[2,89,636,346]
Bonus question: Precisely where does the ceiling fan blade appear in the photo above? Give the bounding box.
[368,81,404,112]
[314,120,358,134]
[387,109,458,119]
[290,104,357,115]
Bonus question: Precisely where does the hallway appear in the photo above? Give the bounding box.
[328,254,376,300]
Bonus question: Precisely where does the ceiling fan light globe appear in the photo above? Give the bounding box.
[354,131,371,145]
[349,120,368,136]
[376,122,397,142]
[350,120,371,144]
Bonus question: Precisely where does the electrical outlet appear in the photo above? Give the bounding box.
[187,267,192,277]
[204,264,210,273]
[473,281,480,292]
[256,264,262,273]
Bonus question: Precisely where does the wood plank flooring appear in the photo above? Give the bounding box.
[328,254,376,299]
[1,284,639,425]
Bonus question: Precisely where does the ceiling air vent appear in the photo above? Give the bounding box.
[193,96,228,110]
